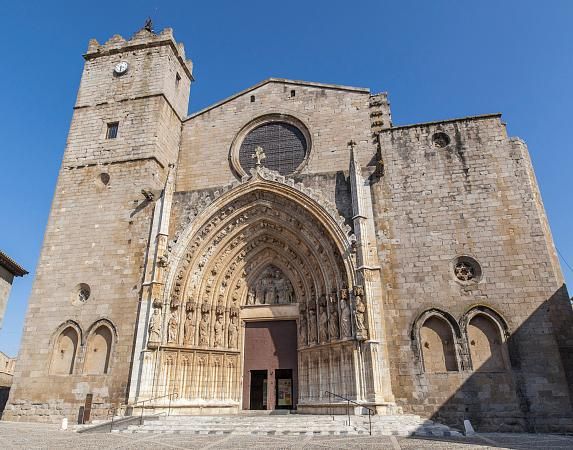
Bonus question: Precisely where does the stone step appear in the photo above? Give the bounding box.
[120,414,463,437]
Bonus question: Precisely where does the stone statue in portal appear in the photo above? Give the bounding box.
[229,296,240,318]
[228,315,239,348]
[298,310,308,347]
[167,311,178,343]
[263,273,275,305]
[213,315,224,347]
[198,312,210,346]
[354,286,368,338]
[183,309,195,345]
[255,280,264,304]
[328,294,339,340]
[284,279,294,303]
[170,293,181,309]
[308,306,318,344]
[247,289,255,305]
[319,304,329,343]
[340,289,352,338]
[148,307,162,344]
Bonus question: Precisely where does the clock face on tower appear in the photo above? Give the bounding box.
[114,61,129,75]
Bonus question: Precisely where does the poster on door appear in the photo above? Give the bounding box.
[277,379,292,406]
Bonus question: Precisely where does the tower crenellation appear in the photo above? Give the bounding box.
[79,26,192,119]
[66,26,192,168]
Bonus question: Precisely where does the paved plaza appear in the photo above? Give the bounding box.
[2,421,573,449]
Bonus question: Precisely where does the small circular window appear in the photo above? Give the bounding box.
[238,122,308,176]
[72,283,91,305]
[452,256,482,284]
[432,132,451,148]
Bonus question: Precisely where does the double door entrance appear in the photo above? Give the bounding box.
[243,320,298,410]
[249,368,293,410]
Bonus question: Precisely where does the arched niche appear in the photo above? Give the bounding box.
[50,324,80,375]
[413,310,460,373]
[462,306,510,372]
[84,325,113,374]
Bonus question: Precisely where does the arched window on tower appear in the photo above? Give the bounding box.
[467,314,507,372]
[51,326,79,375]
[420,316,458,372]
[84,325,113,374]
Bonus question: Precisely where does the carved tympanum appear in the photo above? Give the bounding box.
[249,265,295,305]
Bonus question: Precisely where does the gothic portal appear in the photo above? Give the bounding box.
[6,24,573,433]
[134,170,393,414]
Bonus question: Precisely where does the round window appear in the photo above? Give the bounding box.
[238,122,308,176]
[432,132,451,148]
[452,256,482,284]
[72,283,91,305]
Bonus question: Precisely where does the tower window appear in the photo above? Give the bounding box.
[175,72,181,87]
[250,95,255,103]
[290,90,296,97]
[106,122,119,139]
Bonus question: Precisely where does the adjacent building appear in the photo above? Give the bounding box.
[0,352,16,415]
[0,251,27,330]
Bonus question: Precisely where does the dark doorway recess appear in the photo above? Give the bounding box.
[249,370,268,410]
[243,320,298,410]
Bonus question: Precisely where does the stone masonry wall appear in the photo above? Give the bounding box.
[177,80,377,192]
[6,29,188,423]
[5,160,167,422]
[65,96,181,168]
[373,115,573,431]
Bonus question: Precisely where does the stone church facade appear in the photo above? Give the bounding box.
[5,25,573,432]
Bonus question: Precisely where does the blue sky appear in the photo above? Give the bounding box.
[1,0,572,357]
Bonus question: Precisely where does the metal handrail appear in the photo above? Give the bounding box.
[132,392,179,425]
[324,390,375,435]
[107,406,117,433]
[105,393,178,433]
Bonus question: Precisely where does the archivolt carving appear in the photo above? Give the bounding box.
[156,173,357,354]
[170,167,355,251]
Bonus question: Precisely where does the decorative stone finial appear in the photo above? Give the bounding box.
[252,146,266,167]
[347,140,357,151]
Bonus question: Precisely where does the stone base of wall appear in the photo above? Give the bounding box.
[402,401,573,433]
[2,400,113,424]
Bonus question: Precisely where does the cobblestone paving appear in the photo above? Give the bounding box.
[2,421,573,449]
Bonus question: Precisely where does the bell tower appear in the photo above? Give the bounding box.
[6,24,192,421]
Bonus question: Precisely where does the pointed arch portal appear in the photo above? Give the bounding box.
[133,169,393,413]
